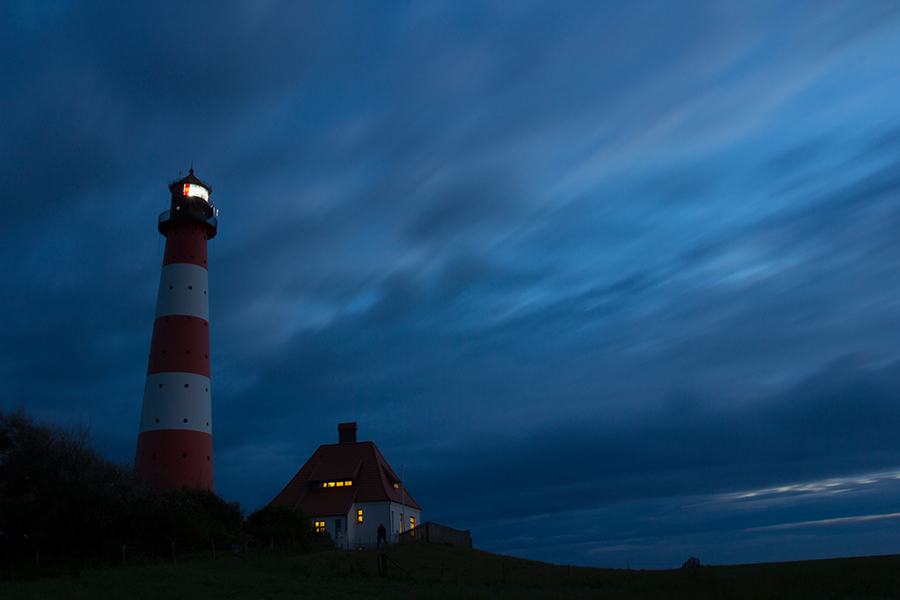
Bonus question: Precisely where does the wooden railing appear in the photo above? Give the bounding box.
[397,521,472,548]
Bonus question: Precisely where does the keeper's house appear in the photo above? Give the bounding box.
[269,422,422,547]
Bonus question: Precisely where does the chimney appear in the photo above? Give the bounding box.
[338,422,358,444]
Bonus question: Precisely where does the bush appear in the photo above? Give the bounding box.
[0,409,244,565]
[0,410,135,559]
[128,486,244,555]
[244,504,311,550]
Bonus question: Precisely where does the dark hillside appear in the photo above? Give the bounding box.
[3,542,899,600]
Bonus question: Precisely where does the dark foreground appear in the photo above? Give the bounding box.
[2,543,899,599]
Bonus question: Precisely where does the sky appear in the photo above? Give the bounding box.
[3,0,900,568]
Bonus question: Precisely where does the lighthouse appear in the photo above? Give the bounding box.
[135,169,217,490]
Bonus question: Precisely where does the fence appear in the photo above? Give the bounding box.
[335,532,401,550]
[397,522,472,548]
[332,522,472,550]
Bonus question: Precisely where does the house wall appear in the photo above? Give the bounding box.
[311,513,346,542]
[338,500,422,547]
[346,500,388,544]
[387,500,421,539]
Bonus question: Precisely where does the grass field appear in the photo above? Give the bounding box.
[2,543,899,599]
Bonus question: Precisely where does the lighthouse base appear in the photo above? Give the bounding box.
[135,429,214,491]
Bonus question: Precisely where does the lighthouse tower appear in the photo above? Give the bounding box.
[135,169,217,490]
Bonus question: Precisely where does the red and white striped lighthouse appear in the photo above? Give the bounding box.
[135,169,217,490]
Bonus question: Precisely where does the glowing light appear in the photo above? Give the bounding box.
[310,480,353,489]
[183,183,209,202]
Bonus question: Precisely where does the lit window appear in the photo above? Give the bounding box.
[314,521,325,533]
[309,480,353,489]
[184,183,209,202]
[410,516,416,529]
[183,183,209,202]
[357,509,363,523]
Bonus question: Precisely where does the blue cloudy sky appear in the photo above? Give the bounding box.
[4,1,900,567]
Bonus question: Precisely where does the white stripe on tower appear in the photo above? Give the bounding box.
[154,263,210,320]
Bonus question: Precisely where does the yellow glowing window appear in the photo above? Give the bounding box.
[410,516,416,529]
[314,521,325,533]
[357,509,363,523]
[310,480,353,489]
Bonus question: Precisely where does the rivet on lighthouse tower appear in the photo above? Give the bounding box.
[135,169,217,490]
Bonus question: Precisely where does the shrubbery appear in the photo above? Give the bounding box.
[244,504,312,551]
[0,409,308,567]
[0,409,136,559]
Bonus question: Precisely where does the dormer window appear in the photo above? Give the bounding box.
[309,480,353,490]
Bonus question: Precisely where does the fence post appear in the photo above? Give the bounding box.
[211,539,216,558]
[122,544,127,565]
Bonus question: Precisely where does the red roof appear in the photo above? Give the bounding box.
[269,440,421,518]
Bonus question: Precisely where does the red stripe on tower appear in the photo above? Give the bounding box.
[135,168,217,490]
